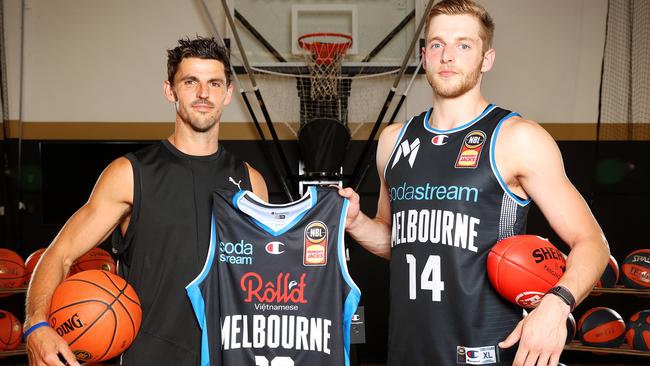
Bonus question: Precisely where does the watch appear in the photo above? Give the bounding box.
[545,286,576,311]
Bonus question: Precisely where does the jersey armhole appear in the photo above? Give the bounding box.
[337,198,361,362]
[489,113,531,206]
[113,153,141,255]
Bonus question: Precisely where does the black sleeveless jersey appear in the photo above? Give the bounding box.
[186,187,360,366]
[114,140,250,366]
[384,105,529,366]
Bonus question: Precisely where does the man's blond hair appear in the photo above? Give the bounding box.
[424,0,495,53]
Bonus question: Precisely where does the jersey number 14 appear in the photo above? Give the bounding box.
[406,254,445,301]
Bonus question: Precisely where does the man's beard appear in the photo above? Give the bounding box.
[427,62,482,99]
[178,100,219,133]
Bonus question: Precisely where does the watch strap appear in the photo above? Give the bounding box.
[546,285,576,311]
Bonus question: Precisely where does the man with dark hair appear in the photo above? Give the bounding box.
[24,36,267,366]
[340,1,609,365]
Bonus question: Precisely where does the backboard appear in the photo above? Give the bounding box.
[228,0,427,69]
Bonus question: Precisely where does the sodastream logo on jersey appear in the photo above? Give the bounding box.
[220,240,254,265]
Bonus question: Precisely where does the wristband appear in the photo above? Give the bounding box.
[545,286,576,311]
[23,321,50,340]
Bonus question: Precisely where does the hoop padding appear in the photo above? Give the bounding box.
[298,33,353,101]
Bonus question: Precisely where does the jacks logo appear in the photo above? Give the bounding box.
[50,313,84,337]
[431,135,449,146]
[303,221,327,266]
[455,130,486,169]
[265,241,285,255]
[391,138,421,169]
[240,272,307,304]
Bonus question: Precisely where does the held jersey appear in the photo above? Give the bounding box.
[186,186,361,366]
[384,105,529,366]
[114,140,250,366]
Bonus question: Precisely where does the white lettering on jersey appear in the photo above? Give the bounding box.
[391,138,421,169]
[391,209,479,253]
[221,315,332,354]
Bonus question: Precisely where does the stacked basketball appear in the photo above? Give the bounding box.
[620,249,650,290]
[23,248,46,285]
[0,249,25,298]
[0,310,22,353]
[577,307,626,348]
[626,310,650,351]
[49,270,141,362]
[69,247,116,276]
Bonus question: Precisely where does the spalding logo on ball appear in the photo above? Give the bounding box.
[487,235,566,308]
[49,270,141,362]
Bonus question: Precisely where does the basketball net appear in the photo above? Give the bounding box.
[299,33,352,101]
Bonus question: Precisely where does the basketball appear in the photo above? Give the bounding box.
[578,307,626,347]
[23,248,47,285]
[0,248,26,297]
[592,254,620,296]
[621,249,650,289]
[0,310,22,352]
[49,270,141,362]
[566,313,576,344]
[625,310,650,351]
[487,235,566,308]
[69,247,116,276]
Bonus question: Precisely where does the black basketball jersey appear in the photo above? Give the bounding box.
[114,140,250,366]
[384,105,529,366]
[187,187,360,366]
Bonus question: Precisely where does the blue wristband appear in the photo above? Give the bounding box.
[23,321,50,340]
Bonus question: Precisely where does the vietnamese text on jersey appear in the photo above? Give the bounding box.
[384,105,529,366]
[186,187,361,366]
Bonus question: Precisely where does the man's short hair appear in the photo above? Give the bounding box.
[167,36,232,85]
[425,0,495,53]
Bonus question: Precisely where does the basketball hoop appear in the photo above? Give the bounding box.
[298,33,352,101]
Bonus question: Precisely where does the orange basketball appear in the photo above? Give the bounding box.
[592,254,619,296]
[49,270,141,362]
[0,310,22,351]
[69,247,116,276]
[487,235,566,308]
[23,248,47,285]
[0,248,25,298]
[578,307,626,347]
[621,249,650,289]
[626,310,650,351]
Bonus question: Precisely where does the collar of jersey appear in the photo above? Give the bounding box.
[423,104,496,134]
[233,186,318,236]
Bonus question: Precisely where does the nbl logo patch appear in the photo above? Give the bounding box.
[455,130,486,168]
[303,221,327,266]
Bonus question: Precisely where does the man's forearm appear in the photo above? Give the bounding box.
[556,235,610,305]
[24,251,69,327]
[346,212,392,259]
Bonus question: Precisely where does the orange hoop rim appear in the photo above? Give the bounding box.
[298,32,353,61]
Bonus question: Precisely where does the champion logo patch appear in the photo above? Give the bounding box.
[391,138,421,169]
[265,241,285,255]
[431,135,449,146]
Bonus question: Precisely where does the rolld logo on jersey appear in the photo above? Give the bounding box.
[240,272,307,304]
